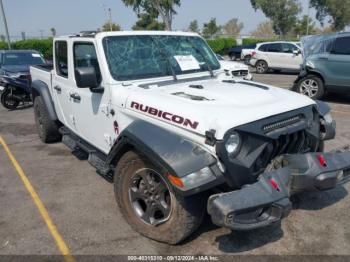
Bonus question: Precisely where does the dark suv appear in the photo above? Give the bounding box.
[294,32,350,99]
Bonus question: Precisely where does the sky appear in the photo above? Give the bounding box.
[1,0,318,39]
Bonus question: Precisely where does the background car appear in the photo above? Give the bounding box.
[294,32,350,99]
[0,50,46,92]
[228,44,257,62]
[250,41,302,74]
[216,54,253,80]
[241,44,257,64]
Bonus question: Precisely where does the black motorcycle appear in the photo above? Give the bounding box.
[0,50,47,110]
[0,73,32,110]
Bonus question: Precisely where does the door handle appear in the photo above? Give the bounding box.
[70,93,81,101]
[54,85,62,92]
[319,57,328,60]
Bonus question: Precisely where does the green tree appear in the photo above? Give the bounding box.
[223,18,244,36]
[0,35,6,42]
[132,13,165,30]
[310,0,350,31]
[121,0,180,30]
[50,28,56,37]
[101,22,121,31]
[251,21,276,38]
[188,20,199,33]
[250,0,301,36]
[202,18,221,39]
[293,15,317,36]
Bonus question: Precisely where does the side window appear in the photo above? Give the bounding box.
[73,42,102,84]
[259,44,267,52]
[282,43,299,53]
[55,41,68,78]
[332,37,350,55]
[267,43,282,53]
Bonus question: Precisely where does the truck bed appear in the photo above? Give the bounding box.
[32,64,54,72]
[30,65,52,89]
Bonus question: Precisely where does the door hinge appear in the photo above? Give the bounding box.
[104,134,115,147]
[101,102,114,117]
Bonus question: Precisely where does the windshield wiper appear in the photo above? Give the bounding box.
[186,37,214,78]
[151,37,177,82]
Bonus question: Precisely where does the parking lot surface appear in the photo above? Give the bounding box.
[1,72,350,256]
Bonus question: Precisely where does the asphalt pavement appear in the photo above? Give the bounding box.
[1,72,350,257]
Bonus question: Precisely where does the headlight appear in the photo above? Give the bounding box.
[323,112,333,124]
[225,132,241,157]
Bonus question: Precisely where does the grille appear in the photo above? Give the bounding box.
[253,131,311,173]
[263,115,302,133]
[232,70,248,77]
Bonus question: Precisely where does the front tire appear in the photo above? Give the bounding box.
[114,151,204,244]
[34,96,61,143]
[256,60,268,74]
[1,89,19,110]
[297,75,325,99]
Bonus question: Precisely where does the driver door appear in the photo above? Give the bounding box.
[70,41,115,153]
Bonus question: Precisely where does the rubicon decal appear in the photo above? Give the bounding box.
[131,102,199,130]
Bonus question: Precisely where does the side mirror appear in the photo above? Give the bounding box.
[75,67,100,90]
[293,50,301,55]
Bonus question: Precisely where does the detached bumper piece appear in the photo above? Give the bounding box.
[208,150,350,231]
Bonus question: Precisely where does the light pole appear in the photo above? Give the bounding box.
[108,8,113,31]
[102,4,113,31]
[0,0,11,49]
[306,0,310,35]
[39,29,44,39]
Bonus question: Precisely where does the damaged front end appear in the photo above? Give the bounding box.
[207,101,348,230]
[208,150,350,230]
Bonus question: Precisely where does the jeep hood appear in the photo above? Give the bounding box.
[124,78,315,139]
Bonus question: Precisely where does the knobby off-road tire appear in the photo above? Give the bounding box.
[34,96,61,143]
[114,151,205,244]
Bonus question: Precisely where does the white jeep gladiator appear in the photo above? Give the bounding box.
[30,31,350,244]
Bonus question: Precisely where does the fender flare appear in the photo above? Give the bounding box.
[31,80,58,121]
[106,120,217,180]
[315,100,336,141]
[315,100,331,116]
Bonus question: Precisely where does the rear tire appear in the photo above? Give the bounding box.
[114,151,204,244]
[34,96,61,143]
[1,90,19,110]
[297,75,325,99]
[256,60,268,74]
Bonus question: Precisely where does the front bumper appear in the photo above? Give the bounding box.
[208,150,350,231]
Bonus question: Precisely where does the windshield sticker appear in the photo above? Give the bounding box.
[32,54,41,57]
[174,55,200,71]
